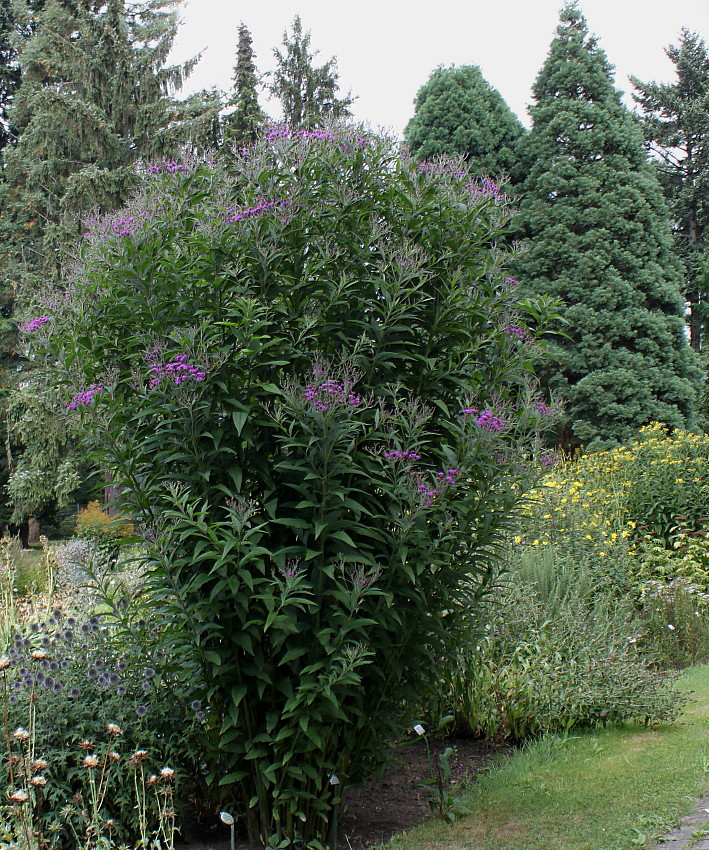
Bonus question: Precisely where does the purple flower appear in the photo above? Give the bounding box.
[147,351,207,388]
[468,177,502,198]
[24,316,51,332]
[464,408,508,432]
[264,126,334,142]
[147,161,189,176]
[136,704,147,717]
[540,451,556,468]
[303,378,363,412]
[68,385,104,410]
[533,401,553,417]
[504,324,530,342]
[384,450,422,462]
[225,198,291,224]
[112,216,136,238]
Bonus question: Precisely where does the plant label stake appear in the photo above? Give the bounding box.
[220,811,235,850]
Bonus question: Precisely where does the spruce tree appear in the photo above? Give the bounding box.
[267,15,353,128]
[513,2,702,447]
[404,64,524,176]
[5,0,220,281]
[0,0,20,152]
[632,30,709,350]
[223,22,265,147]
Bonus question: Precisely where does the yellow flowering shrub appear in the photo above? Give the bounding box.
[520,423,709,554]
[75,501,133,563]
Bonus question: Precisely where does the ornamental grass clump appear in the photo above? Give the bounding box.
[27,124,558,847]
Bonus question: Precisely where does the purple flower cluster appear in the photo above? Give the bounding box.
[468,178,502,198]
[303,379,363,412]
[147,161,189,175]
[503,324,530,342]
[68,385,104,410]
[148,353,206,388]
[416,162,466,178]
[533,401,553,417]
[384,449,421,462]
[24,316,50,332]
[462,407,508,432]
[503,277,520,288]
[413,468,459,506]
[265,126,334,142]
[112,216,136,238]
[226,199,291,223]
[539,451,557,468]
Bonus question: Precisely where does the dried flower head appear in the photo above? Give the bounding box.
[9,790,29,803]
[159,766,175,780]
[31,759,48,771]
[107,751,120,762]
[78,739,94,750]
[147,774,159,786]
[31,650,47,661]
[12,727,30,741]
[106,723,122,736]
[83,755,99,769]
[129,749,149,766]
[0,655,11,670]
[30,775,47,787]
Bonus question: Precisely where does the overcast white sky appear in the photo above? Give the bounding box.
[169,0,709,137]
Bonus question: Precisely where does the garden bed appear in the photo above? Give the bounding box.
[180,737,513,850]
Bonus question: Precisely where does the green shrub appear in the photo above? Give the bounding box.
[441,552,686,740]
[637,578,709,668]
[74,501,133,564]
[29,125,558,846]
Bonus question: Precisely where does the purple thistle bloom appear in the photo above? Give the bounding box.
[136,704,148,717]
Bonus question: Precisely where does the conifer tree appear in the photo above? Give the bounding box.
[223,22,265,147]
[404,64,524,177]
[267,15,353,128]
[632,30,709,350]
[513,2,702,447]
[5,0,219,282]
[0,0,20,152]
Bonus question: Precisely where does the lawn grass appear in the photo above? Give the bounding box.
[388,665,709,850]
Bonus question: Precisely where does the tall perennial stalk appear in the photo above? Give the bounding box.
[25,125,557,846]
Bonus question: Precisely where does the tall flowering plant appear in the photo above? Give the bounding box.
[26,126,557,846]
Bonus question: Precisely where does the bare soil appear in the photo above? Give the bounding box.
[179,737,513,850]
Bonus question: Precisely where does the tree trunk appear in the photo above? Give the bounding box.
[27,515,40,546]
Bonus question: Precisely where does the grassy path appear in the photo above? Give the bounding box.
[388,666,709,850]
